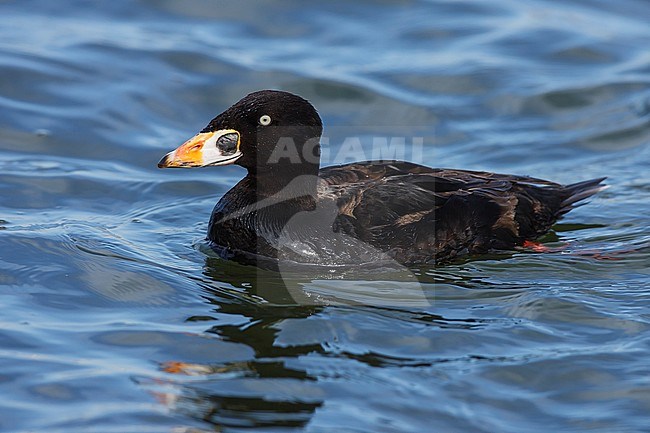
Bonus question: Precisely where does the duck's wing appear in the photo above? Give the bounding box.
[319,161,605,262]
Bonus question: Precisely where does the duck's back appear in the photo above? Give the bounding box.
[320,161,605,264]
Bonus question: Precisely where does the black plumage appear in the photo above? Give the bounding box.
[159,90,606,266]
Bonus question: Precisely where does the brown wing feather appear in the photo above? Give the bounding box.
[319,161,605,263]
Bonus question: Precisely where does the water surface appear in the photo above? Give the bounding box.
[1,0,649,432]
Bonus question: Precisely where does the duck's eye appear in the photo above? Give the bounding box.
[259,114,272,126]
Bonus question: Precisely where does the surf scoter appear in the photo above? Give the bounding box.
[158,90,606,265]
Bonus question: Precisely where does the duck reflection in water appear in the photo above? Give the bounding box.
[147,255,499,430]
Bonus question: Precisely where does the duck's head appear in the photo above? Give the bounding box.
[158,90,323,177]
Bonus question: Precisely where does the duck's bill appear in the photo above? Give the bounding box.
[158,129,242,168]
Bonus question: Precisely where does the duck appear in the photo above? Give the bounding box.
[158,90,606,266]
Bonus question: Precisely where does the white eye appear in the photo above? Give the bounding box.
[259,114,272,126]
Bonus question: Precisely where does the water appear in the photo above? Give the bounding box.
[1,0,649,431]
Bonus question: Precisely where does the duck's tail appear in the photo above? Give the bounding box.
[559,177,608,215]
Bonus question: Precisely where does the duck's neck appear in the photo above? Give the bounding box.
[246,161,320,204]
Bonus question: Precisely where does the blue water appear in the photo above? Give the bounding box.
[1,0,649,432]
